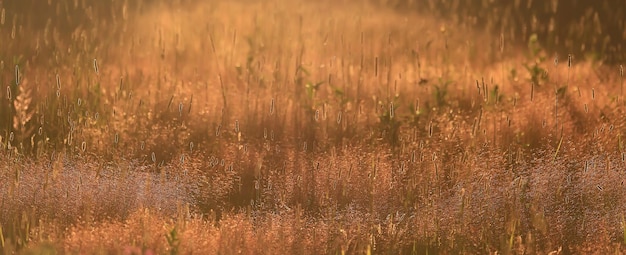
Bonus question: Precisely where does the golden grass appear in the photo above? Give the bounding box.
[1,0,625,254]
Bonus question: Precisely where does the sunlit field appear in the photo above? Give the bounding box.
[1,0,625,254]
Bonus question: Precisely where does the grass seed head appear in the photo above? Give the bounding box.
[15,65,20,85]
[93,59,99,74]
[568,54,572,68]
[554,55,558,66]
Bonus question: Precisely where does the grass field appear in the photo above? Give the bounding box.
[1,0,625,254]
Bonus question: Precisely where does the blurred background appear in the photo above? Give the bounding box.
[386,0,625,63]
[1,0,624,63]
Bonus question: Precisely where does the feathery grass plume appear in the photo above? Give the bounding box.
[12,78,35,153]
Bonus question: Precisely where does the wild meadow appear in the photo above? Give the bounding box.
[1,0,625,254]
